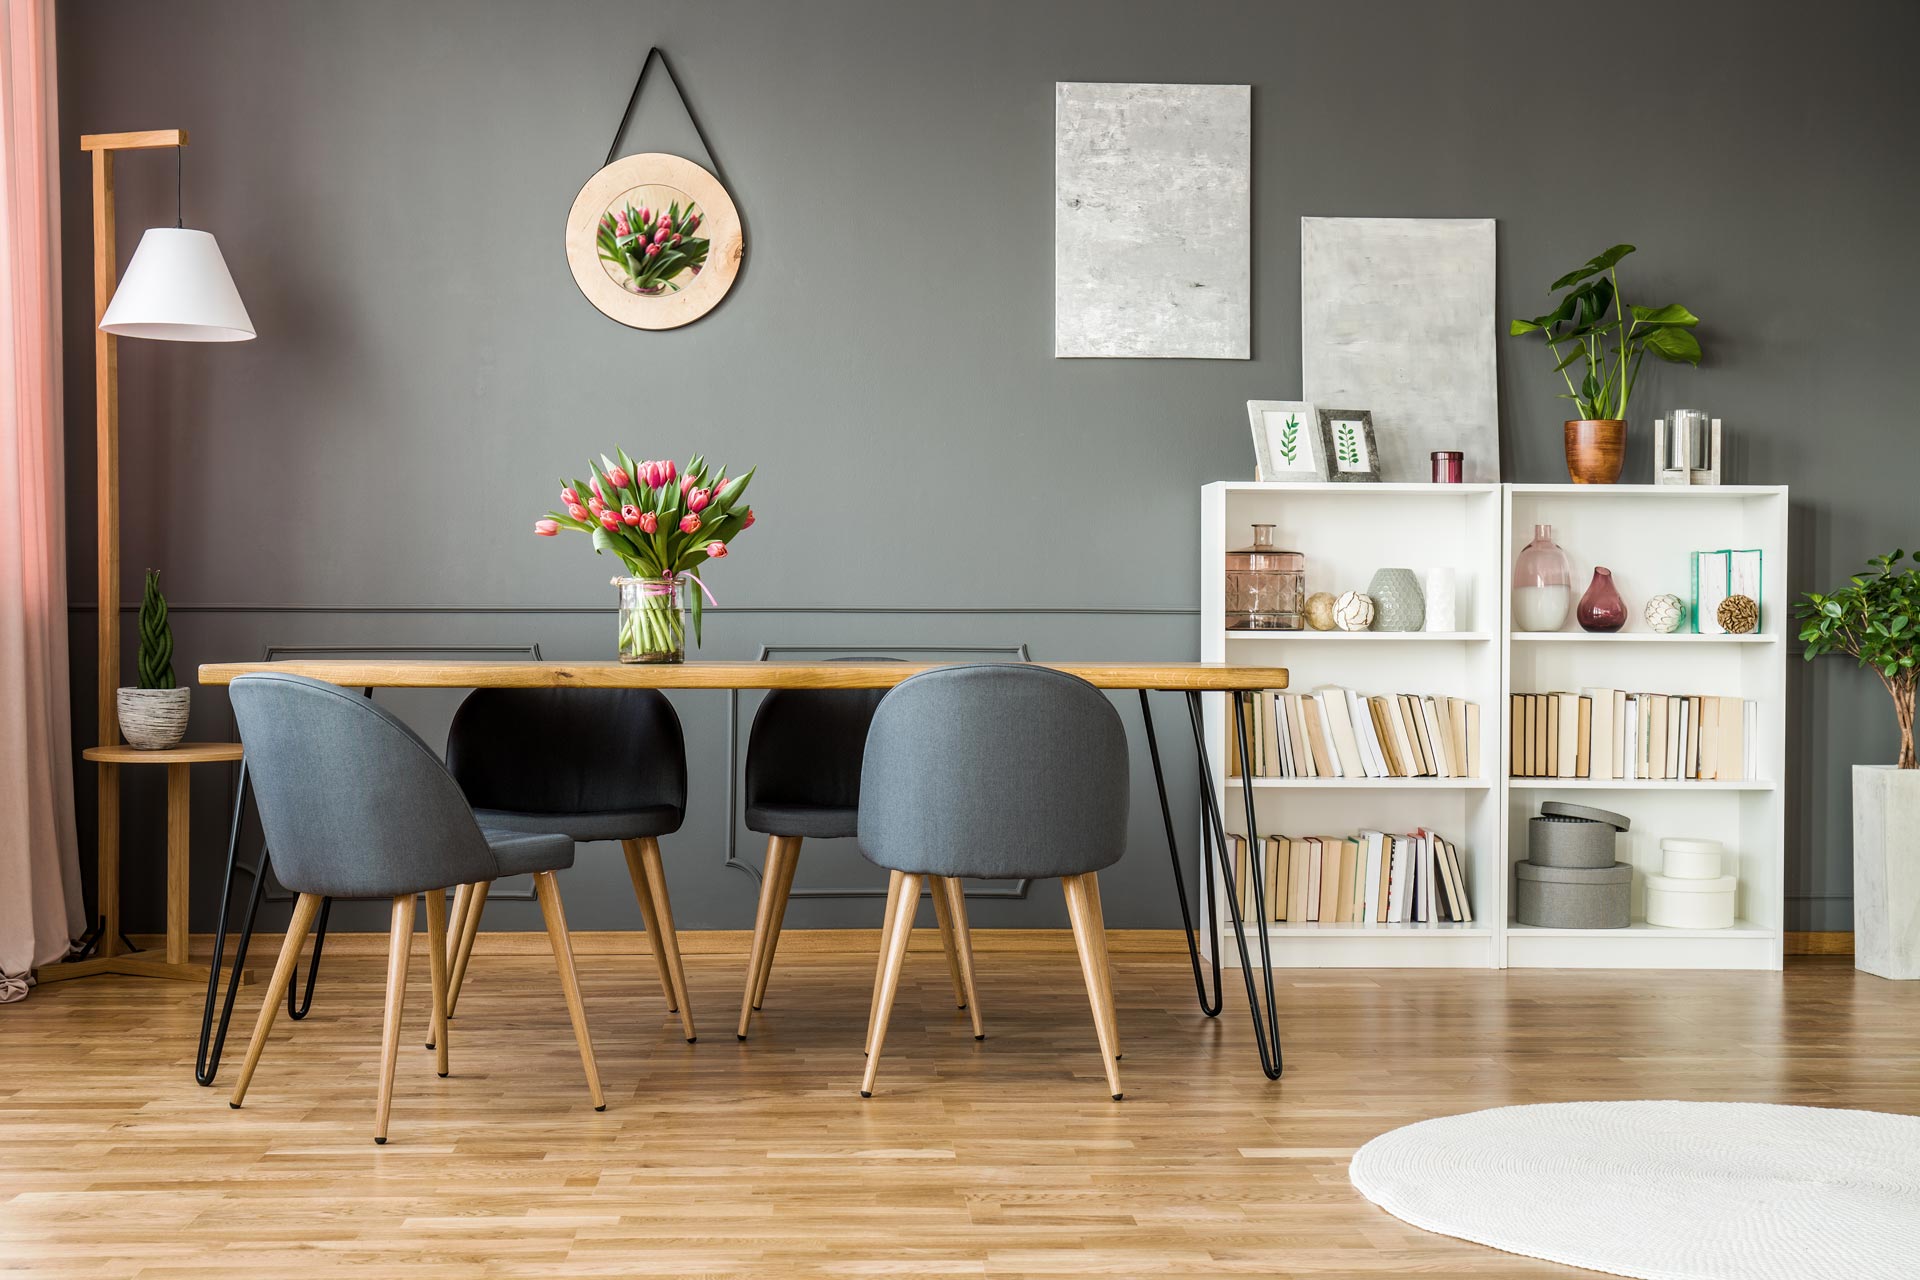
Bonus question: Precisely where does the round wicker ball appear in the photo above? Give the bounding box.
[1643,593,1684,634]
[1305,591,1338,630]
[1334,590,1376,632]
[1717,593,1759,634]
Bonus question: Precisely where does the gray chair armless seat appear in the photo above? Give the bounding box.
[738,673,982,1042]
[856,665,1128,1099]
[225,673,604,1144]
[444,687,697,1041]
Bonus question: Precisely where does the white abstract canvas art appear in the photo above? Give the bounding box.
[1055,82,1250,359]
[1301,217,1500,480]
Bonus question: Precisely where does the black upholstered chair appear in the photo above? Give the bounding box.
[225,673,604,1143]
[443,687,697,1041]
[857,665,1128,1099]
[738,674,982,1041]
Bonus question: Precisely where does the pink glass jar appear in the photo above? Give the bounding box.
[1225,525,1306,630]
[1512,524,1573,632]
[1431,450,1464,483]
[1578,566,1628,632]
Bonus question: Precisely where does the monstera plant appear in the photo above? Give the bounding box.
[1508,244,1703,482]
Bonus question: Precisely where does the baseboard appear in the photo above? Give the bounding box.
[1785,930,1854,956]
[142,928,1195,961]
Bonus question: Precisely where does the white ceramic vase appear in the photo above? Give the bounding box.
[1852,764,1920,979]
[117,686,190,750]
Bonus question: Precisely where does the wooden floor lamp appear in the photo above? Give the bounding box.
[39,129,254,984]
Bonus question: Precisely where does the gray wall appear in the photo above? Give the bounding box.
[56,0,1919,936]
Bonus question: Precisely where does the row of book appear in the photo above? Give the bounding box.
[1228,689,1483,780]
[1224,829,1472,924]
[1508,691,1756,781]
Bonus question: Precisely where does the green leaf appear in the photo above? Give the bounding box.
[1548,244,1636,291]
[1630,303,1700,328]
[1642,326,1702,364]
[1510,319,1543,336]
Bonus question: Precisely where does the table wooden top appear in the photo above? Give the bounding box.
[83,742,244,764]
[196,659,1288,692]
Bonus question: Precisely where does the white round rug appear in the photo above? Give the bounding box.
[1349,1101,1920,1280]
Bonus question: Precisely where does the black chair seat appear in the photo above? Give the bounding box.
[474,805,683,843]
[479,826,576,876]
[744,802,857,840]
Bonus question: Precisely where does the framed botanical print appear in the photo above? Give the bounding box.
[1246,401,1322,480]
[1318,408,1380,482]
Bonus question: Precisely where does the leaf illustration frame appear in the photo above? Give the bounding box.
[1318,408,1381,483]
[1246,401,1323,480]
[565,152,744,330]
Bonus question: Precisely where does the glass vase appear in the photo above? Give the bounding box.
[616,576,686,663]
[1225,524,1306,630]
[1512,523,1573,632]
[1578,566,1628,632]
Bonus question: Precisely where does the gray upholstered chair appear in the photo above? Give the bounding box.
[737,675,981,1041]
[225,673,604,1143]
[442,687,697,1041]
[856,665,1129,1099]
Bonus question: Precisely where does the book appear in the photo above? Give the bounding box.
[1554,692,1578,779]
[1396,696,1430,775]
[1367,696,1405,776]
[1385,836,1410,922]
[1350,689,1388,778]
[1583,687,1615,778]
[1666,694,1683,780]
[1448,698,1470,779]
[1509,695,1526,777]
[1317,836,1346,923]
[1420,697,1454,778]
[1441,836,1472,923]
[1415,830,1438,923]
[1317,687,1369,779]
[1304,838,1324,922]
[1532,693,1549,776]
[1228,833,1250,907]
[1694,549,1732,634]
[1546,693,1561,777]
[1264,835,1288,922]
[1407,695,1437,776]
[1284,695,1313,777]
[1259,693,1282,778]
[1288,838,1312,923]
[1464,701,1481,778]
[1718,695,1745,781]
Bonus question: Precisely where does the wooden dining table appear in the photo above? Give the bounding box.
[192,658,1291,1082]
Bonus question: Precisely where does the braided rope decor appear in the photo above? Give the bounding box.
[136,568,174,689]
[1350,1101,1920,1280]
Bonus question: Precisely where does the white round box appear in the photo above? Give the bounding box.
[1659,837,1724,881]
[1644,872,1737,929]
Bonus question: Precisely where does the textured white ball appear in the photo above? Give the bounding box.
[1644,593,1684,634]
[1334,590,1375,631]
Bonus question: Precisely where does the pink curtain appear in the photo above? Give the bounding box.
[0,0,81,1000]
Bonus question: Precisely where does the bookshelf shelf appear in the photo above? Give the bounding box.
[1510,632,1777,644]
[1508,779,1777,792]
[1230,777,1492,790]
[1200,480,1787,973]
[1226,630,1493,642]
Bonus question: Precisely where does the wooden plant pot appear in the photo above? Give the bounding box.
[1564,419,1626,484]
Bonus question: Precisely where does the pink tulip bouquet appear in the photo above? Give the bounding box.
[536,450,756,662]
[597,200,709,296]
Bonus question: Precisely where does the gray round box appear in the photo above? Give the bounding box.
[1527,814,1620,869]
[1515,861,1632,929]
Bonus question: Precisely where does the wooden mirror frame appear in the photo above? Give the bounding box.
[564,151,743,330]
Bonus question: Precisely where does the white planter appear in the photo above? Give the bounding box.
[117,686,190,750]
[1853,764,1920,979]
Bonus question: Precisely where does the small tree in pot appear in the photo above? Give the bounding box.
[1799,550,1920,977]
[1508,244,1703,483]
[116,569,190,749]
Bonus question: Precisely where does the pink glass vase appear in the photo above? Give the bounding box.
[1577,566,1628,633]
[1511,524,1573,632]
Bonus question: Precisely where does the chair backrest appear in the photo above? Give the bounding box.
[445,687,687,819]
[744,658,898,814]
[857,664,1129,880]
[229,672,499,898]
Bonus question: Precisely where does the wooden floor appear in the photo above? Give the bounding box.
[2,947,1916,1278]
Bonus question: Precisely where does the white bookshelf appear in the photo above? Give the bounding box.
[1200,482,1504,969]
[1198,481,1788,972]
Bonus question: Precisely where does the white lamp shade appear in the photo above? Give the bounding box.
[99,227,255,341]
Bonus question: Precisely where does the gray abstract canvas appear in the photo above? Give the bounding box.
[1054,82,1250,359]
[1301,217,1500,480]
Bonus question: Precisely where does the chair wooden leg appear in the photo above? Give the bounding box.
[533,870,607,1112]
[737,835,793,1040]
[1063,873,1124,1101]
[374,894,415,1144]
[624,838,693,1037]
[1086,872,1118,1061]
[930,877,968,1009]
[867,869,905,1057]
[861,871,921,1098]
[423,889,450,1076]
[751,835,801,1011]
[446,880,489,1019]
[228,892,323,1110]
[937,876,984,1040]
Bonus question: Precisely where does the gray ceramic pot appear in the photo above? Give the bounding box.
[117,687,190,750]
[1367,568,1425,632]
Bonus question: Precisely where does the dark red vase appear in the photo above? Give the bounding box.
[1577,566,1627,633]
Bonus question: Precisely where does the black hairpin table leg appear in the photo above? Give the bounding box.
[1186,689,1285,1079]
[1139,690,1222,1016]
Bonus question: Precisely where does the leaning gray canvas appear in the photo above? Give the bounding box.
[1301,217,1499,480]
[1054,82,1250,359]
